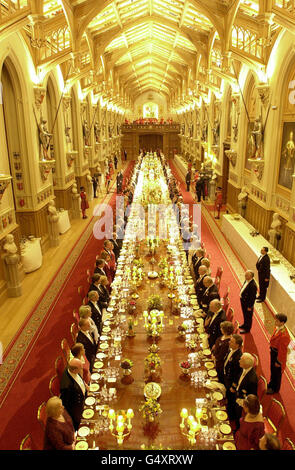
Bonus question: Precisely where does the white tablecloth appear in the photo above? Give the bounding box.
[57,210,71,234]
[174,155,188,176]
[21,238,43,273]
[222,214,295,332]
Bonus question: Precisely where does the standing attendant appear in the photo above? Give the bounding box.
[92,175,98,199]
[267,313,290,395]
[214,187,223,219]
[256,247,270,303]
[114,154,118,170]
[185,170,191,192]
[80,186,89,219]
[105,172,111,193]
[239,270,258,334]
[116,170,123,194]
[60,359,87,431]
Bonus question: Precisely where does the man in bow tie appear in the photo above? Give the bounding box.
[239,270,257,334]
[256,247,270,303]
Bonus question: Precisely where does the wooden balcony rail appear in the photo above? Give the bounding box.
[0,0,30,22]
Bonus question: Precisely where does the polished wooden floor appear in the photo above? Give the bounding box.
[0,166,125,353]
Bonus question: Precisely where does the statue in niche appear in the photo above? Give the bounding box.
[213,118,220,146]
[82,119,90,146]
[250,117,263,159]
[237,186,248,218]
[3,234,18,256]
[232,122,238,143]
[202,122,208,142]
[94,121,100,143]
[268,213,282,250]
[65,126,71,144]
[278,124,295,190]
[39,119,52,160]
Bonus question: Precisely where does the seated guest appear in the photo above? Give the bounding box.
[60,359,87,431]
[200,276,220,314]
[43,396,76,450]
[259,433,281,451]
[201,258,211,276]
[235,395,264,450]
[195,265,208,304]
[94,259,106,276]
[76,318,97,372]
[224,334,243,421]
[70,343,91,385]
[79,304,99,342]
[192,248,205,280]
[88,273,100,295]
[86,292,102,335]
[204,299,226,349]
[99,251,113,287]
[212,321,234,383]
[234,353,258,430]
[97,275,110,309]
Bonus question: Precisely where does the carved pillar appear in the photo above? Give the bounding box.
[2,253,22,297]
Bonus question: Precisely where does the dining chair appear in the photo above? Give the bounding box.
[264,398,286,436]
[49,374,60,397]
[55,355,66,381]
[281,437,295,450]
[61,338,71,362]
[37,402,47,433]
[70,322,78,343]
[226,307,234,323]
[20,433,35,450]
[257,375,268,404]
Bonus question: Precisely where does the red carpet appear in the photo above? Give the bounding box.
[169,160,295,444]
[0,162,135,451]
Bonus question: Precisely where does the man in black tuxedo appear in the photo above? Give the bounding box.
[204,299,226,349]
[224,334,243,421]
[87,290,103,334]
[88,273,100,295]
[195,266,208,305]
[192,248,205,280]
[256,246,271,302]
[60,359,87,431]
[239,270,258,334]
[116,170,123,194]
[200,276,220,314]
[94,259,106,276]
[110,232,121,261]
[76,318,97,373]
[185,170,191,192]
[233,353,258,429]
[97,276,110,309]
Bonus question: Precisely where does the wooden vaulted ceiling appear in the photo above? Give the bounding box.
[39,0,274,102]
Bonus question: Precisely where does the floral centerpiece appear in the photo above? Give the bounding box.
[177,324,187,337]
[147,295,163,311]
[139,398,162,422]
[144,353,161,372]
[180,360,192,375]
[127,318,136,337]
[186,339,198,351]
[121,358,134,384]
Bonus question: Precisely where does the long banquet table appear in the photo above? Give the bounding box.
[75,154,235,451]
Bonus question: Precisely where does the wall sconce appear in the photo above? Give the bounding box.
[108,409,134,445]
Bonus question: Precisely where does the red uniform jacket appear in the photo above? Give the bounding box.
[270,327,290,370]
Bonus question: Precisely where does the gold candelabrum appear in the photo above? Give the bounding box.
[108,409,134,445]
[180,407,202,446]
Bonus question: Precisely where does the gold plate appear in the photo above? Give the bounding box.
[168,293,175,299]
[204,362,215,369]
[99,335,109,341]
[223,442,236,451]
[144,382,162,399]
[94,361,104,369]
[208,370,217,377]
[85,396,96,406]
[91,372,100,381]
[77,426,90,437]
[132,294,139,299]
[75,441,89,450]
[216,410,228,421]
[82,409,94,419]
[220,424,232,435]
[89,383,99,392]
[203,349,211,356]
[100,343,109,350]
[212,391,223,401]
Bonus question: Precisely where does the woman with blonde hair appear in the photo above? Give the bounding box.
[78,305,99,342]
[43,397,75,450]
